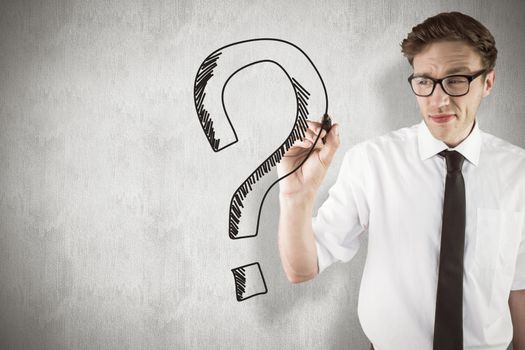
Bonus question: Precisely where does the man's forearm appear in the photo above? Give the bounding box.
[510,290,525,350]
[278,193,319,283]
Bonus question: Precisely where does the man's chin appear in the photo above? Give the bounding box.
[428,126,453,144]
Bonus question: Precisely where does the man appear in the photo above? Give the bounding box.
[277,12,525,350]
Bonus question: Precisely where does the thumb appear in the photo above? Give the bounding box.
[319,123,340,167]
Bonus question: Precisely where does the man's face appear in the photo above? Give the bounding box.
[412,40,495,147]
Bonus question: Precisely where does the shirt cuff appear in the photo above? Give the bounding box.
[511,279,525,291]
[315,239,334,274]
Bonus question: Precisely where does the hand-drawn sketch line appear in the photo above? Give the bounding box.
[231,262,267,302]
[193,38,328,301]
[193,38,328,238]
[227,67,311,239]
[194,51,223,151]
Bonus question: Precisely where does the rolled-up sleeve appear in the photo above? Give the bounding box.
[313,145,370,273]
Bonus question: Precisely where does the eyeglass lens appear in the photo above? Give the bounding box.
[411,76,470,96]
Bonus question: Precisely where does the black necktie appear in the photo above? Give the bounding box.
[433,150,466,350]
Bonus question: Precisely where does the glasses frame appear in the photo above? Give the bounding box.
[408,69,488,97]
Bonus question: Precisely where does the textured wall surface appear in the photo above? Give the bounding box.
[1,0,524,349]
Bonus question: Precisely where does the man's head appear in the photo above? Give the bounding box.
[401,12,497,147]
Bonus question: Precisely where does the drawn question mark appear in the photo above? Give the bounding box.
[193,38,328,301]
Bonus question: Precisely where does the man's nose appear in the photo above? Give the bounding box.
[429,82,450,107]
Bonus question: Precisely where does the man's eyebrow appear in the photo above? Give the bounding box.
[412,66,473,78]
[444,66,472,75]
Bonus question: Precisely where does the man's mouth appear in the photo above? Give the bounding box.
[429,114,455,124]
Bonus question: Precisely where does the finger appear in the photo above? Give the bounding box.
[289,138,312,150]
[292,136,321,150]
[319,123,340,167]
[304,128,317,142]
[306,120,322,133]
[306,126,326,139]
[305,128,327,144]
[296,138,314,148]
[282,148,311,159]
[283,139,318,159]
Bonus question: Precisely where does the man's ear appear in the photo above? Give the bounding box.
[482,69,496,97]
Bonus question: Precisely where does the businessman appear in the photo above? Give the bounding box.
[277,12,525,350]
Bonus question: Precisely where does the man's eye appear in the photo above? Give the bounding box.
[416,79,432,85]
[446,78,467,85]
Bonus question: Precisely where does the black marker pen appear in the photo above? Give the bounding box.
[321,113,332,144]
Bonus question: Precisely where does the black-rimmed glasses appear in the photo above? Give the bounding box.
[408,69,488,97]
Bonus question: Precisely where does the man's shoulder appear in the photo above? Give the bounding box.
[480,129,525,161]
[347,124,419,156]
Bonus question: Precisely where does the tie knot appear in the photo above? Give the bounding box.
[439,150,464,173]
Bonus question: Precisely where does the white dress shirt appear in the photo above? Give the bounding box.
[313,121,525,350]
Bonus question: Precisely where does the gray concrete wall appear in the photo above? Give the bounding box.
[1,0,524,349]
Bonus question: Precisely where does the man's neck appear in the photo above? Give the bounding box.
[445,120,476,148]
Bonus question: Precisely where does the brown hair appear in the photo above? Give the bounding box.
[401,12,497,70]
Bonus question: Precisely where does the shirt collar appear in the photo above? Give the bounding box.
[417,120,481,166]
